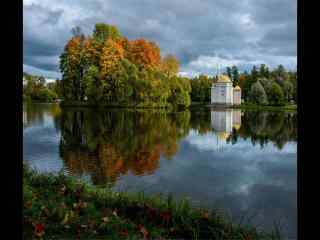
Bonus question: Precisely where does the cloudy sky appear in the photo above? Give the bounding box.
[23,0,297,79]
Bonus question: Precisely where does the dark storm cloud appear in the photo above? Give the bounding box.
[23,0,296,78]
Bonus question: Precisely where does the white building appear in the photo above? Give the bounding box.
[211,74,241,105]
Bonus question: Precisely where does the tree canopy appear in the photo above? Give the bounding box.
[59,23,190,108]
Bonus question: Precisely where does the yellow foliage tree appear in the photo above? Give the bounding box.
[100,39,125,78]
[160,54,180,78]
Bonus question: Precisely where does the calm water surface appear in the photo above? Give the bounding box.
[23,103,297,239]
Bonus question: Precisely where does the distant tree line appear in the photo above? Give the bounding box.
[59,24,191,108]
[23,72,62,102]
[189,64,297,106]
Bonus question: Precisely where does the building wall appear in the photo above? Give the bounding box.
[211,82,233,104]
[233,89,241,105]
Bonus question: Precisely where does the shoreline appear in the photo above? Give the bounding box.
[25,101,297,112]
[23,165,281,239]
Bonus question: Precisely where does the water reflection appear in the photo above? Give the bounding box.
[59,109,191,185]
[23,104,297,238]
[55,108,297,186]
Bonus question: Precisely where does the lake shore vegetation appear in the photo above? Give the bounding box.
[23,164,281,239]
[189,64,297,107]
[23,72,61,103]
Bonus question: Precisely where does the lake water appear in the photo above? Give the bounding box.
[23,103,297,239]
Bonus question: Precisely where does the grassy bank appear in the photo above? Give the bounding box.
[190,102,297,112]
[230,103,297,111]
[24,165,281,239]
[60,100,177,110]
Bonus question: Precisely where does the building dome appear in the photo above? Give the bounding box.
[217,74,232,83]
[234,85,241,90]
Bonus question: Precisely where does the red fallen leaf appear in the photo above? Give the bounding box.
[138,224,148,239]
[160,211,171,224]
[34,223,45,237]
[119,229,128,238]
[146,207,157,219]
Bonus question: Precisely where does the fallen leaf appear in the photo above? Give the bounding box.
[138,224,148,239]
[34,223,45,237]
[120,229,128,238]
[160,211,171,224]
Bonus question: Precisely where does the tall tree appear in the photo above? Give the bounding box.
[251,65,259,82]
[231,66,240,87]
[258,64,270,78]
[226,66,232,81]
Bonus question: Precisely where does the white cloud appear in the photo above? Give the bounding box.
[23,64,61,79]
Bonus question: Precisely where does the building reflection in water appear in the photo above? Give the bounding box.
[210,109,241,150]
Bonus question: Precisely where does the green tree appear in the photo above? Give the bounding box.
[83,65,104,104]
[231,66,240,87]
[92,23,121,43]
[281,80,293,102]
[168,76,191,107]
[226,67,232,81]
[251,65,259,82]
[268,82,285,106]
[249,81,268,105]
[258,64,270,78]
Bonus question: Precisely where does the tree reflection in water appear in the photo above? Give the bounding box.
[58,107,297,185]
[59,109,191,185]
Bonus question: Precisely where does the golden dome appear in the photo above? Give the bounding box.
[234,85,241,90]
[217,132,230,140]
[217,74,232,83]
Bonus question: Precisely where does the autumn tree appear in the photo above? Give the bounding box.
[59,22,191,108]
[60,35,91,101]
[128,39,161,70]
[160,54,180,78]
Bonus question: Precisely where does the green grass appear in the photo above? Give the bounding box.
[190,102,297,112]
[23,164,282,239]
[60,100,173,109]
[231,103,297,111]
